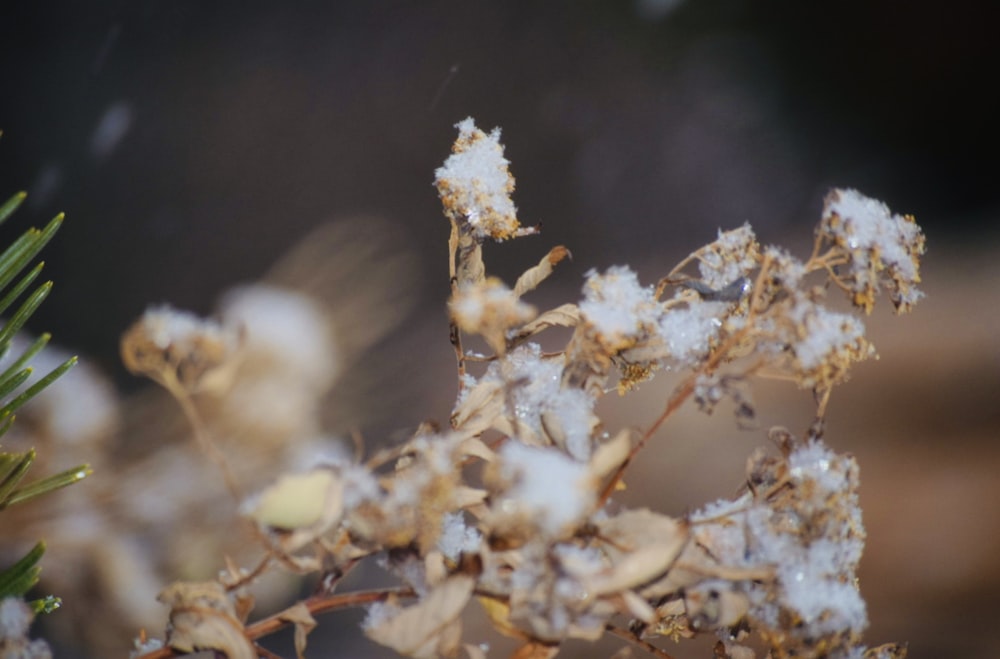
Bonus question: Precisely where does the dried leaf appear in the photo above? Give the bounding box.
[458,436,496,462]
[620,588,656,624]
[514,246,571,298]
[243,467,344,552]
[508,303,580,345]
[451,377,505,436]
[157,581,255,659]
[246,469,342,530]
[450,277,536,354]
[588,428,632,479]
[365,575,475,658]
[477,595,530,641]
[589,510,688,596]
[276,601,317,659]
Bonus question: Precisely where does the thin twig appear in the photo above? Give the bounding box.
[161,370,242,500]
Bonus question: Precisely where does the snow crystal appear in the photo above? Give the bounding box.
[779,558,868,635]
[498,441,593,537]
[691,493,753,524]
[698,223,759,289]
[657,301,727,366]
[129,636,164,658]
[0,597,32,638]
[438,512,483,562]
[791,303,868,371]
[762,245,806,289]
[824,190,917,278]
[552,542,606,578]
[579,266,660,343]
[483,344,597,460]
[362,600,402,631]
[142,306,231,354]
[823,188,926,311]
[434,118,519,240]
[788,440,848,496]
[339,462,382,511]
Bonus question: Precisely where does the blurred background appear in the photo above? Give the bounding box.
[1,1,998,657]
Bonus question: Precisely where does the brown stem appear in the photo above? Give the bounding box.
[161,369,243,500]
[131,587,418,659]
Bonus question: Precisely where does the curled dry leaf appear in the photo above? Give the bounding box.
[157,581,255,659]
[364,575,476,658]
[451,374,503,434]
[588,428,632,480]
[275,601,317,659]
[513,245,571,298]
[507,303,580,346]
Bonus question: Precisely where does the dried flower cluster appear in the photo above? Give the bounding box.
[123,118,924,659]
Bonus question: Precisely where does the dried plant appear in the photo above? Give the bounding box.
[118,118,924,659]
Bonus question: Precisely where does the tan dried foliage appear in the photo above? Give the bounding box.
[157,581,256,659]
[119,122,924,659]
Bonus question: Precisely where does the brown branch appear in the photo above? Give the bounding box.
[131,587,417,659]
